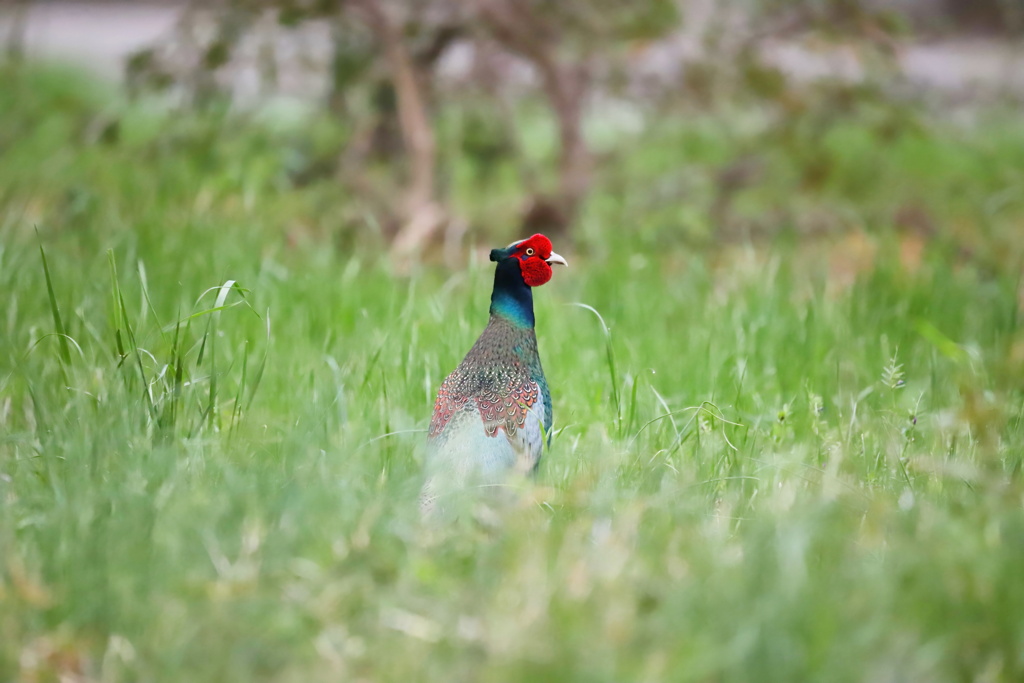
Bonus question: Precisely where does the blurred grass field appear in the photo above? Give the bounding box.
[1,63,1024,681]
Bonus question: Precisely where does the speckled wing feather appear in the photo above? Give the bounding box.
[426,316,551,475]
[431,375,541,438]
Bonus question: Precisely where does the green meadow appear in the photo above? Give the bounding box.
[2,64,1024,681]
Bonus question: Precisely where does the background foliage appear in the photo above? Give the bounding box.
[1,1,1024,679]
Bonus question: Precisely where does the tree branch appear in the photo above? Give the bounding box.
[351,0,437,216]
[475,0,592,225]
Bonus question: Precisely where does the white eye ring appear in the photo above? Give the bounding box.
[525,247,535,256]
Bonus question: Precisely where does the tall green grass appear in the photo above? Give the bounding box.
[1,64,1023,681]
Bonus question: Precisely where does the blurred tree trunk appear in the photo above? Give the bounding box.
[474,0,592,236]
[3,0,30,63]
[351,0,444,257]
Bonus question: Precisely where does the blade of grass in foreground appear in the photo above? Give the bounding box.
[570,302,622,436]
[244,310,271,413]
[39,243,72,367]
[109,250,156,418]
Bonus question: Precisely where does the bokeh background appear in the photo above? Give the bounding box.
[4,0,1024,253]
[1,1,1023,681]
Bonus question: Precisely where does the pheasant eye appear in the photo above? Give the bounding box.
[525,247,535,256]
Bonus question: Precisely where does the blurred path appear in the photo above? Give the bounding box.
[763,39,1024,96]
[2,2,1023,99]
[0,2,179,77]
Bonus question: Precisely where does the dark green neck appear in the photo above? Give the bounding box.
[489,257,534,328]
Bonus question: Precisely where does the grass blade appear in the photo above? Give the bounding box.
[570,302,621,434]
[39,243,71,366]
[244,309,271,412]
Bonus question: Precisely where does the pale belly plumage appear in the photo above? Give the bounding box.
[420,386,546,514]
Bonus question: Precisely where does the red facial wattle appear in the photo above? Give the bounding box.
[510,234,566,287]
[521,257,553,287]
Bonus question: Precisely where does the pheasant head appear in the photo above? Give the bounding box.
[488,234,567,327]
[489,233,568,287]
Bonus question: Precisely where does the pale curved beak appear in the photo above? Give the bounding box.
[546,251,568,267]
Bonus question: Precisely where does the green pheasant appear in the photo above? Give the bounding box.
[421,234,567,512]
